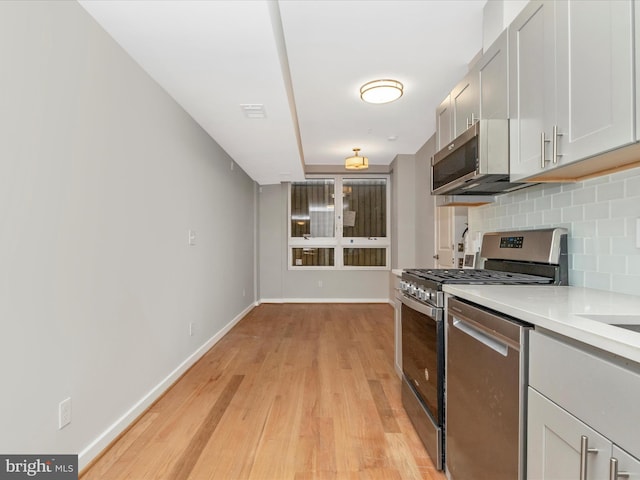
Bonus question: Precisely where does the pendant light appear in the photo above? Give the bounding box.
[345,148,369,170]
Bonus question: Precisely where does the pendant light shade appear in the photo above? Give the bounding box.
[360,79,403,104]
[345,148,369,170]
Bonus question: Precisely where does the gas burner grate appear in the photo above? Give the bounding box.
[405,268,552,284]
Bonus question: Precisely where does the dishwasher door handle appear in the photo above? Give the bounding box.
[452,317,509,356]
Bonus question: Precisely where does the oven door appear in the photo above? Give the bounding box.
[400,293,444,469]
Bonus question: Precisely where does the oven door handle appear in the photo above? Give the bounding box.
[399,292,440,319]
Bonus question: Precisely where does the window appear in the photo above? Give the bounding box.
[288,176,390,269]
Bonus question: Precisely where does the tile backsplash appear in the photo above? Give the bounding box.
[468,166,640,295]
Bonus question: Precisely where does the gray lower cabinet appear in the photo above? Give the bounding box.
[528,389,640,479]
[528,330,640,479]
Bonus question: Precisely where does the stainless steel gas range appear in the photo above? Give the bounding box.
[398,228,568,471]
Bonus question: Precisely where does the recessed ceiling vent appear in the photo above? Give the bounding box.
[240,104,266,119]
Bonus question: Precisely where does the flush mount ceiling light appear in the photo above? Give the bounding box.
[360,79,404,104]
[345,148,369,170]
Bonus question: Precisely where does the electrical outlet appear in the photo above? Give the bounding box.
[189,322,194,336]
[59,397,71,429]
[242,288,246,297]
[188,229,196,246]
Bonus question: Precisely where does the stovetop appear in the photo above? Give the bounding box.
[404,268,553,285]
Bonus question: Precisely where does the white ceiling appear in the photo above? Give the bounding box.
[78,0,486,185]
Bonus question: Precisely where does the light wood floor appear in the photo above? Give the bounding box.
[81,303,445,480]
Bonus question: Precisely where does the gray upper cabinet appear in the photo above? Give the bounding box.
[435,94,453,152]
[478,29,508,121]
[509,1,560,181]
[510,0,634,182]
[450,68,479,138]
[555,0,634,167]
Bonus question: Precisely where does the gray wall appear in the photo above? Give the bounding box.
[0,1,256,467]
[414,135,437,268]
[258,184,390,301]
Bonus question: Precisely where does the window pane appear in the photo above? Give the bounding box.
[292,247,335,267]
[291,180,335,238]
[343,248,387,267]
[342,178,387,238]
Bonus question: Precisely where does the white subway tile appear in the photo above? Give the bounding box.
[562,183,583,192]
[542,184,564,196]
[527,211,544,226]
[597,218,626,237]
[626,176,640,198]
[568,269,585,287]
[611,236,639,255]
[573,254,598,271]
[597,182,626,201]
[610,197,640,217]
[534,195,552,212]
[611,275,640,296]
[572,186,596,205]
[584,271,612,291]
[552,191,573,208]
[572,220,597,238]
[543,209,562,225]
[568,237,584,255]
[583,202,609,220]
[628,255,640,274]
[526,185,545,199]
[562,206,584,223]
[597,255,627,275]
[585,237,611,255]
[583,175,610,187]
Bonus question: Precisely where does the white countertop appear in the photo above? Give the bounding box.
[443,285,640,364]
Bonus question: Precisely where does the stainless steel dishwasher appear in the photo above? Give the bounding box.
[445,296,531,480]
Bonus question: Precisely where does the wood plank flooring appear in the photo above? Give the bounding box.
[81,303,445,480]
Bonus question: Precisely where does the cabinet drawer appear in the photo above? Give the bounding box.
[529,330,640,459]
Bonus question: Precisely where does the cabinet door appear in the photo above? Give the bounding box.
[479,29,508,121]
[450,69,479,137]
[508,0,556,181]
[435,94,453,152]
[612,445,640,480]
[554,0,634,166]
[434,206,454,268]
[528,388,610,480]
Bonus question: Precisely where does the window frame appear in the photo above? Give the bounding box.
[287,174,391,270]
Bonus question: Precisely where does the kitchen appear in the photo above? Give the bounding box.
[2,0,640,479]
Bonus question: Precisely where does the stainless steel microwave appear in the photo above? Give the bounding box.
[431,119,528,196]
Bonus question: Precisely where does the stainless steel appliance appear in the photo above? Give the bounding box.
[398,228,567,471]
[431,119,529,196]
[446,297,530,480]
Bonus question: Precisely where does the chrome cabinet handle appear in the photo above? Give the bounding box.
[609,457,630,480]
[540,132,551,169]
[466,113,476,129]
[580,436,599,480]
[553,125,563,164]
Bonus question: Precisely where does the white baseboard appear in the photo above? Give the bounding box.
[78,302,256,471]
[259,297,391,304]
